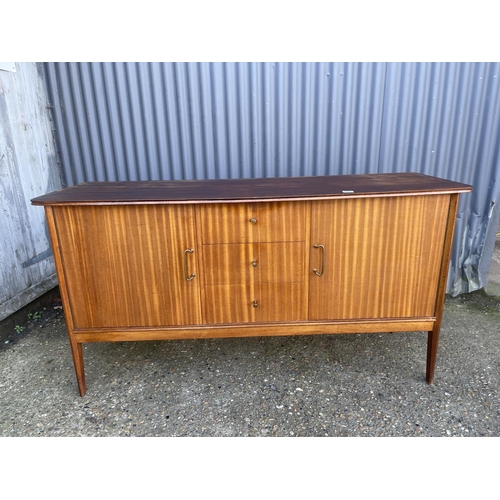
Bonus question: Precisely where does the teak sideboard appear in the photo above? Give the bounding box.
[32,173,472,396]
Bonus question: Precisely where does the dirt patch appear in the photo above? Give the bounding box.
[0,292,64,351]
[446,289,500,317]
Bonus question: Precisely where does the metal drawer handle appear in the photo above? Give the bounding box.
[183,248,196,281]
[252,261,258,267]
[253,300,258,308]
[313,244,325,277]
[250,218,257,224]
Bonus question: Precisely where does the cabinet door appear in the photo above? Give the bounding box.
[309,195,450,320]
[53,205,202,328]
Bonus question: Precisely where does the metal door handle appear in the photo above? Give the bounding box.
[183,248,196,281]
[313,244,325,277]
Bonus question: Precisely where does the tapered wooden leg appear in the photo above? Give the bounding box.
[426,194,460,385]
[69,336,86,396]
[426,327,440,384]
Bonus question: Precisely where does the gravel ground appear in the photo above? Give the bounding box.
[1,291,499,437]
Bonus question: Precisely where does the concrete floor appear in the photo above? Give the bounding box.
[1,288,499,437]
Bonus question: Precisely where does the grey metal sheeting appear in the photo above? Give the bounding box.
[42,62,500,296]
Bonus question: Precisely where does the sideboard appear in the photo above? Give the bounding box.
[31,173,472,396]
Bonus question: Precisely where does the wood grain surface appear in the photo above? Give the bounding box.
[72,318,436,343]
[31,172,472,205]
[197,201,307,243]
[53,204,202,328]
[202,283,307,324]
[202,242,306,286]
[309,194,450,320]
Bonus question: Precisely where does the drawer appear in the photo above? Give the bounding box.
[202,242,306,286]
[197,201,307,243]
[203,283,307,324]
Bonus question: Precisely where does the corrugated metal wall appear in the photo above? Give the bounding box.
[0,63,63,320]
[42,62,500,296]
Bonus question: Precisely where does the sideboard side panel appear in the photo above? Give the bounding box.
[45,206,86,395]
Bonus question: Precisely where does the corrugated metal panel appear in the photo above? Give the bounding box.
[0,63,62,320]
[42,62,500,296]
[378,62,500,295]
[44,62,388,183]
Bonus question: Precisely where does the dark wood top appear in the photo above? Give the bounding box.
[31,173,472,206]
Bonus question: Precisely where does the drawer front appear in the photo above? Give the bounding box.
[203,283,307,324]
[202,243,257,286]
[257,242,305,283]
[202,242,306,286]
[197,201,307,243]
